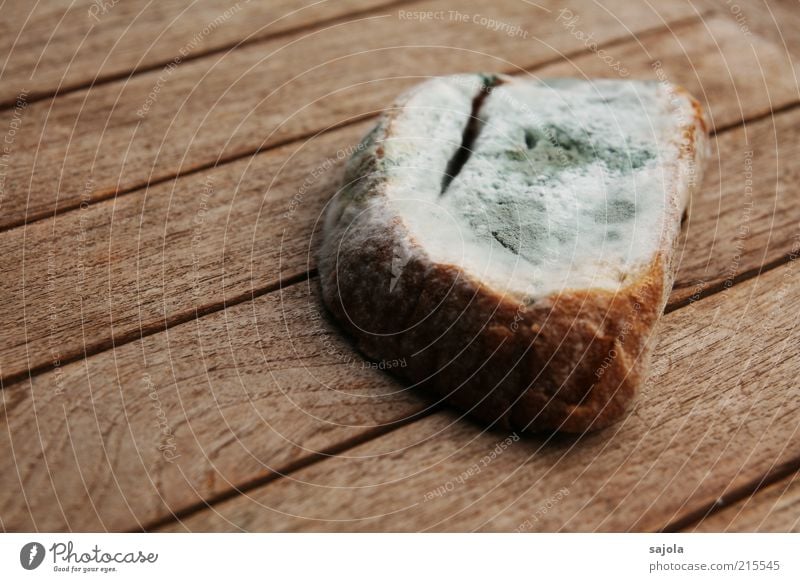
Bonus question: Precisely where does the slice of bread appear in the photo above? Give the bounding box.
[318,73,708,433]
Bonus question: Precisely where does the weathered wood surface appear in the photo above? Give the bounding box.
[5,243,799,531]
[0,0,706,230]
[163,257,800,531]
[0,0,798,533]
[2,14,796,387]
[0,279,428,531]
[692,471,800,532]
[711,0,800,69]
[2,105,798,529]
[0,0,399,106]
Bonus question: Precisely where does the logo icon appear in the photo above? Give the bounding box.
[20,542,45,570]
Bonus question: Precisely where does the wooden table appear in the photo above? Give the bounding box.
[1,0,799,532]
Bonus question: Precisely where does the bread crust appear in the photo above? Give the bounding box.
[319,76,708,433]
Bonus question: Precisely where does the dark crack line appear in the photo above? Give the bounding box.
[440,76,502,195]
[663,460,800,532]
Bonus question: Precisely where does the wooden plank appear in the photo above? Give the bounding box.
[2,15,797,386]
[160,255,800,532]
[0,278,427,531]
[2,8,798,533]
[547,10,799,133]
[710,0,800,67]
[2,98,798,529]
[0,0,706,230]
[0,0,400,106]
[0,124,351,384]
[691,471,800,532]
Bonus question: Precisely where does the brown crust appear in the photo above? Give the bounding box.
[319,77,708,433]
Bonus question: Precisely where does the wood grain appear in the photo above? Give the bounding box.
[7,241,799,531]
[3,106,799,528]
[0,278,429,531]
[160,255,800,532]
[0,0,400,106]
[2,16,797,387]
[2,0,798,534]
[671,104,800,307]
[691,471,800,531]
[0,0,706,230]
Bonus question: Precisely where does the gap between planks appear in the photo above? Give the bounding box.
[665,251,800,314]
[691,470,800,532]
[0,269,314,389]
[711,99,800,136]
